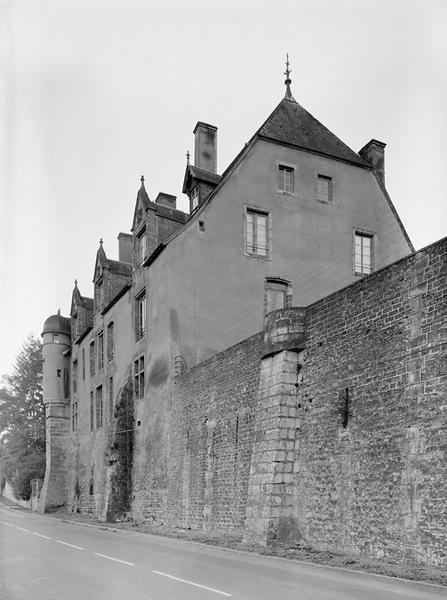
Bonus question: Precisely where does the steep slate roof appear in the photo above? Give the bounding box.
[257,98,369,167]
[152,201,188,224]
[107,259,132,277]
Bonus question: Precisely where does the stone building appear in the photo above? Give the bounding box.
[40,69,447,565]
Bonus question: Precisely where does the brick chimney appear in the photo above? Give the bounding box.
[359,139,386,185]
[117,232,133,263]
[193,122,217,173]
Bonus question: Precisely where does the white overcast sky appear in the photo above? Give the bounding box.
[1,0,446,376]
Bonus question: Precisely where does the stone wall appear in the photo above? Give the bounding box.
[131,332,263,532]
[245,237,447,566]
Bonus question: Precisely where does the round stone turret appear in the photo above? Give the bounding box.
[262,307,306,358]
[40,310,71,512]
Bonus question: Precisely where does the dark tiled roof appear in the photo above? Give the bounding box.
[81,296,93,311]
[188,166,221,185]
[182,164,221,194]
[42,313,71,336]
[107,259,132,277]
[257,98,369,167]
[151,201,188,224]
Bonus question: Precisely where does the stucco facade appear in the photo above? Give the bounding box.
[40,80,439,565]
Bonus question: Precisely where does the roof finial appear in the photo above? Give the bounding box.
[284,53,295,102]
[140,175,145,185]
[57,308,61,316]
[74,279,78,287]
[99,238,103,246]
[186,150,190,165]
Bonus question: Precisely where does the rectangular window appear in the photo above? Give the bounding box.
[265,278,290,314]
[108,376,114,422]
[82,348,85,380]
[354,232,374,275]
[191,187,199,211]
[72,402,78,433]
[135,291,147,340]
[107,322,114,362]
[137,228,147,265]
[246,209,268,257]
[89,341,95,376]
[96,385,103,429]
[278,164,295,193]
[317,175,332,203]
[97,331,104,371]
[72,360,78,395]
[134,356,145,400]
[95,278,104,312]
[90,391,94,431]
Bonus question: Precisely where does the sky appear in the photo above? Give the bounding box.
[0,0,446,377]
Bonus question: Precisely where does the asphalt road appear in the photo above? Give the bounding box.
[0,504,446,600]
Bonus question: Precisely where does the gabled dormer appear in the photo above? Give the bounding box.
[131,176,188,268]
[131,176,155,267]
[182,122,221,213]
[70,280,93,341]
[92,239,132,314]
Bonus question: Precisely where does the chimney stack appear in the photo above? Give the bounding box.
[193,122,217,173]
[118,232,133,263]
[359,139,386,185]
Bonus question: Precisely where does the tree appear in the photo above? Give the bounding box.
[0,335,45,500]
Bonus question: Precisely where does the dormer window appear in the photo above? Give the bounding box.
[136,227,147,265]
[95,276,104,312]
[191,187,199,211]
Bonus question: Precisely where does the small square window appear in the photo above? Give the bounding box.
[317,175,332,203]
[278,164,295,194]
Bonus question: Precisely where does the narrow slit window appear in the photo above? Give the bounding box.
[96,385,103,429]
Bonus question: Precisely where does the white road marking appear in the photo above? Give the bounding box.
[94,552,135,566]
[4,522,15,527]
[32,532,51,539]
[16,527,30,532]
[152,570,232,597]
[57,540,83,550]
